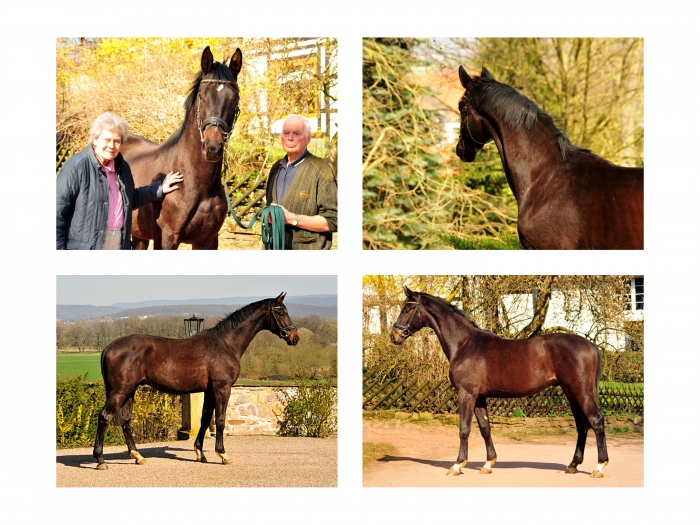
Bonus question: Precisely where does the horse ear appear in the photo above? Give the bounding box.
[481,67,493,80]
[276,292,287,304]
[403,285,415,298]
[458,65,473,89]
[201,46,214,75]
[229,48,243,77]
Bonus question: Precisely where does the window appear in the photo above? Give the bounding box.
[626,276,644,311]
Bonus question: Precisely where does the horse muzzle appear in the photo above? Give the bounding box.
[390,328,407,345]
[201,135,225,162]
[456,140,477,163]
[282,329,299,346]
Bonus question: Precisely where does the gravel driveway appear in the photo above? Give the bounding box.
[57,435,337,487]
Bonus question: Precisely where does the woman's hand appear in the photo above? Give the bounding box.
[162,171,184,194]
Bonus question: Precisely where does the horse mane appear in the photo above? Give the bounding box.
[204,298,268,339]
[469,77,587,161]
[162,60,236,150]
[420,293,480,329]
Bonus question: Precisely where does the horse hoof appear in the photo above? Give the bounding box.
[222,458,234,465]
[590,470,604,478]
[135,458,146,465]
[199,455,207,463]
[446,469,460,476]
[565,467,578,474]
[479,468,492,474]
[96,463,108,470]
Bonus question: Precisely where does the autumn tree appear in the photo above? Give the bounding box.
[363,275,643,383]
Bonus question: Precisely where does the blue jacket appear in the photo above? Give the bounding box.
[56,145,163,249]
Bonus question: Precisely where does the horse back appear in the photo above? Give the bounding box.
[102,334,238,395]
[449,332,600,398]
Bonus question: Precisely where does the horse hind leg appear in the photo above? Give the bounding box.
[583,402,609,478]
[121,394,146,465]
[474,397,497,474]
[563,394,589,474]
[93,393,126,470]
[131,235,149,250]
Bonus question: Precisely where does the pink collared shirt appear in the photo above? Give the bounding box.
[99,158,125,229]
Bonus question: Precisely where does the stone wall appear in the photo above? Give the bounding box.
[221,386,296,435]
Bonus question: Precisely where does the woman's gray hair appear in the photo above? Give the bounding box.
[283,114,312,136]
[88,112,129,142]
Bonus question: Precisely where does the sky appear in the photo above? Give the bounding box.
[56,275,337,306]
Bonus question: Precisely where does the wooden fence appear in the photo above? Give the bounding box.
[362,376,643,417]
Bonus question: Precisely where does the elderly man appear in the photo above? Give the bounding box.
[265,114,337,250]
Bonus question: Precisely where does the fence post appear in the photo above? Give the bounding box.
[178,315,205,440]
[177,392,205,440]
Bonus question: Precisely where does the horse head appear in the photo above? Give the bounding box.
[456,66,493,162]
[270,292,299,346]
[390,285,423,344]
[197,46,243,162]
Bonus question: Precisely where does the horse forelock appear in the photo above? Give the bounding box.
[204,298,269,339]
[470,77,579,161]
[162,61,238,150]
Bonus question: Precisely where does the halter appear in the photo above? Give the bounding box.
[196,79,240,145]
[271,304,297,339]
[392,294,421,338]
[461,99,491,153]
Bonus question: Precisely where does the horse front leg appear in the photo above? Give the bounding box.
[214,385,233,465]
[448,389,475,476]
[474,396,497,474]
[193,390,216,463]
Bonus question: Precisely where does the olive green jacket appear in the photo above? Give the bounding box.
[266,152,337,250]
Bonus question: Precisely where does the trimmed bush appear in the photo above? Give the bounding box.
[276,371,337,438]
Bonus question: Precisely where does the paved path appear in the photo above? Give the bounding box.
[363,420,643,487]
[57,435,337,487]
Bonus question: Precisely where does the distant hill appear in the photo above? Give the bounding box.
[57,294,337,321]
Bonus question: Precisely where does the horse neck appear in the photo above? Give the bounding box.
[221,306,269,356]
[483,116,564,205]
[421,300,475,363]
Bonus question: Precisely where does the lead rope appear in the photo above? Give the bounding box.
[224,190,286,250]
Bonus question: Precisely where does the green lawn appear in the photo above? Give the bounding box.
[56,353,103,381]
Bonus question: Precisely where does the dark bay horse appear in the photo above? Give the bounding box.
[390,286,608,477]
[456,66,643,250]
[92,293,298,470]
[121,46,242,249]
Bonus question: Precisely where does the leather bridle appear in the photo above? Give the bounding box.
[271,304,297,339]
[460,99,491,153]
[392,294,421,338]
[196,79,240,145]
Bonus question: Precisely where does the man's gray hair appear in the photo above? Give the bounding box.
[89,112,129,142]
[283,114,312,136]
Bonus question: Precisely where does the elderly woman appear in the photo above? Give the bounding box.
[56,112,183,250]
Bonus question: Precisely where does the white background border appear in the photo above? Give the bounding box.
[2,0,698,522]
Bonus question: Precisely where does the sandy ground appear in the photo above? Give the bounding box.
[363,420,643,487]
[57,434,337,487]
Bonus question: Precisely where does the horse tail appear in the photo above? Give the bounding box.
[99,343,126,426]
[594,343,602,407]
